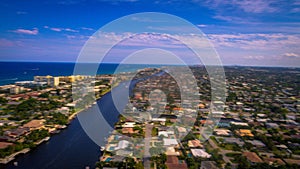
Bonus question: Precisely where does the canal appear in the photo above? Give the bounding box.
[3,70,164,169]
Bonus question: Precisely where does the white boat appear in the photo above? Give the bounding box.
[60,125,67,129]
[100,146,105,151]
[44,136,50,141]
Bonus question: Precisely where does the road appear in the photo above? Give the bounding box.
[143,124,153,169]
[208,138,239,164]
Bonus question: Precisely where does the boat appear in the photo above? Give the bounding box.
[60,125,67,129]
[100,146,105,151]
[50,130,60,134]
[44,137,50,141]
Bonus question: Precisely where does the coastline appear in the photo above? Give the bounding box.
[0,104,94,165]
[0,83,116,166]
[0,148,30,164]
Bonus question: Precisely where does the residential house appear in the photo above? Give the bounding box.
[165,155,188,169]
[188,139,203,148]
[236,129,254,137]
[243,152,263,165]
[23,119,45,131]
[200,161,219,169]
[190,149,211,158]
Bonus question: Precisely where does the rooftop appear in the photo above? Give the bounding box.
[243,152,263,163]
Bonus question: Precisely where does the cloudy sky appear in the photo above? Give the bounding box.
[0,0,300,67]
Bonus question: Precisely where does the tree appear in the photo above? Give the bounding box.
[235,156,250,169]
[0,97,7,104]
[39,92,49,98]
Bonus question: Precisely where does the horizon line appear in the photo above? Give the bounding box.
[0,60,299,68]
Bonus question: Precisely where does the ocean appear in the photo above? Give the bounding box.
[0,62,114,86]
[0,62,166,86]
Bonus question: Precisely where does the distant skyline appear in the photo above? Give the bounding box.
[0,0,300,67]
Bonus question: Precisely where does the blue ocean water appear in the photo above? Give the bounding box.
[0,62,163,86]
[0,62,110,86]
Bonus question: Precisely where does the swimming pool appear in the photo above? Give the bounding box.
[105,158,112,162]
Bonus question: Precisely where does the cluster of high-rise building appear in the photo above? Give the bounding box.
[34,75,89,87]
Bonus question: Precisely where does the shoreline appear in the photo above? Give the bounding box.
[0,148,30,164]
[0,84,116,165]
[0,105,93,165]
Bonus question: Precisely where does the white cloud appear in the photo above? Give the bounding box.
[65,28,79,32]
[44,26,79,32]
[197,24,208,28]
[86,32,300,61]
[81,27,94,31]
[291,7,300,13]
[293,1,300,5]
[66,35,76,39]
[131,16,168,23]
[200,0,278,13]
[208,33,300,50]
[212,15,248,23]
[233,0,277,13]
[282,52,299,58]
[50,28,63,32]
[12,28,38,35]
[243,55,264,60]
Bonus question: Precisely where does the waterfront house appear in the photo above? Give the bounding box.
[5,127,30,139]
[122,122,136,128]
[115,140,130,150]
[0,142,13,149]
[121,127,135,135]
[23,119,45,131]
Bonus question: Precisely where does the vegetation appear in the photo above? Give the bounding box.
[25,129,49,143]
[151,127,158,137]
[149,147,165,156]
[151,154,167,169]
[0,97,8,104]
[0,129,49,158]
[96,157,138,169]
[47,112,68,125]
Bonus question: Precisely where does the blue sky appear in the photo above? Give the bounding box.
[0,0,300,67]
